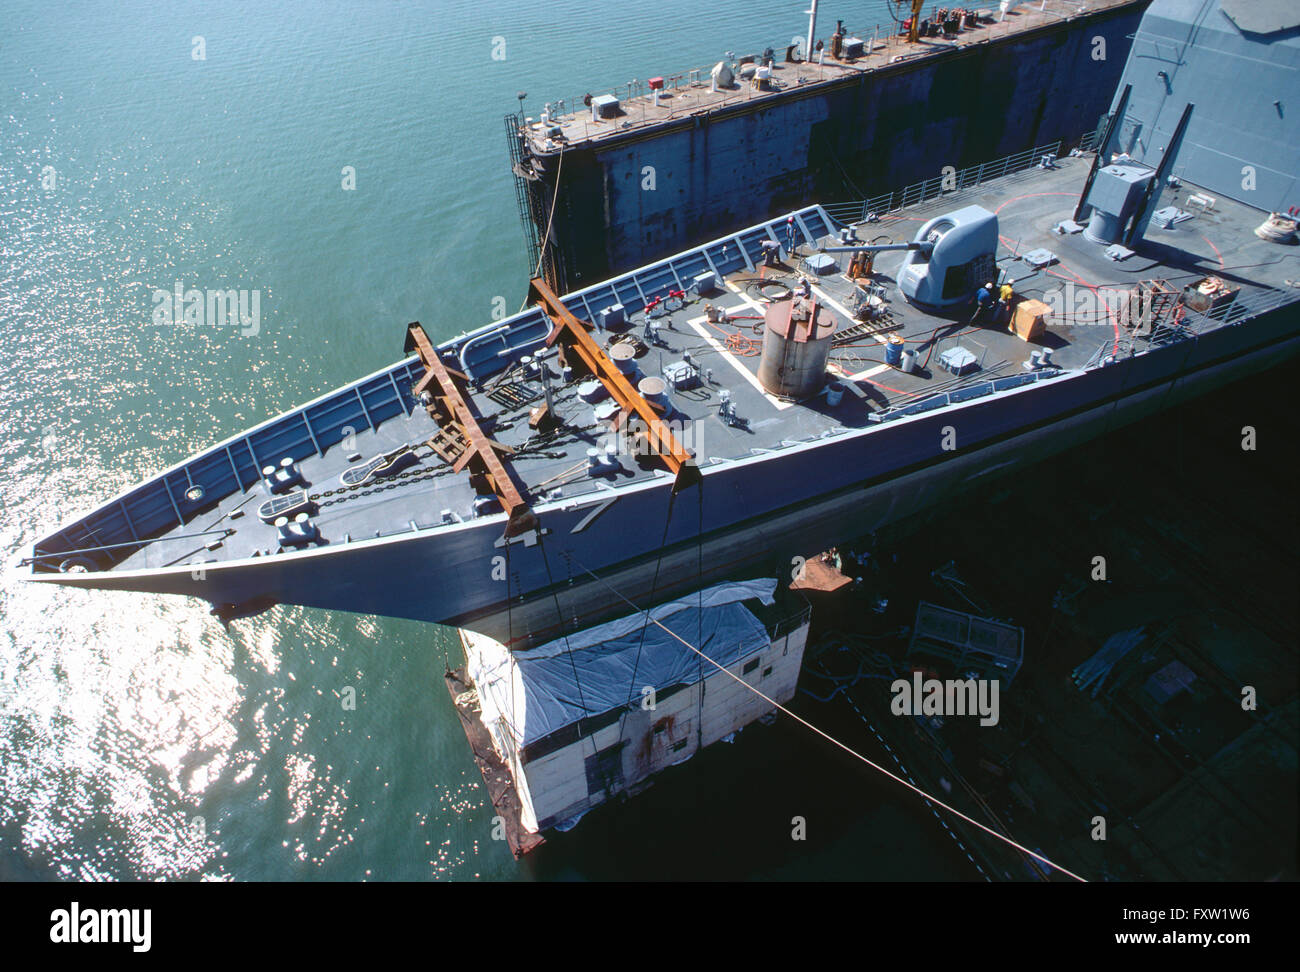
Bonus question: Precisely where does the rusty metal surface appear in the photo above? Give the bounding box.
[444,668,546,859]
[531,276,701,491]
[522,0,1144,152]
[407,322,536,536]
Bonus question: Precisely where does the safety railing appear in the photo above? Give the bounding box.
[866,367,1066,424]
[822,141,1064,226]
[1085,286,1300,368]
[530,11,1002,130]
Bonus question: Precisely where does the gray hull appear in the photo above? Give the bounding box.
[34,305,1299,647]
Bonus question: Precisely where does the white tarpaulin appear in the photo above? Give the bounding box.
[470,579,776,748]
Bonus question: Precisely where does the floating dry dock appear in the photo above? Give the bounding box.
[509,0,1149,290]
[445,580,810,857]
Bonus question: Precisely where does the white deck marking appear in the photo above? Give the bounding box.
[826,362,890,404]
[724,280,771,317]
[849,363,892,381]
[693,279,891,409]
[686,310,792,411]
[839,379,870,399]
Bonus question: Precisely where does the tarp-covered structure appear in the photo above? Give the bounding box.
[469,579,776,750]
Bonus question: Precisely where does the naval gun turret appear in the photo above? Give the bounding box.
[824,204,999,309]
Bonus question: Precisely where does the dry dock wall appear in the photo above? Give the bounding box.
[520,2,1148,292]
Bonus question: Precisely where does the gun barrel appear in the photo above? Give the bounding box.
[823,241,930,254]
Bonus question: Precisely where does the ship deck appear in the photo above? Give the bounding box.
[522,0,1144,154]
[31,152,1300,581]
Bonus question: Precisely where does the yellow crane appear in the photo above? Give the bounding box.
[896,0,926,43]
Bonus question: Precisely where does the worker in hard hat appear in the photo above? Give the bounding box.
[761,239,780,267]
[970,282,994,324]
[999,279,1016,326]
[796,277,812,298]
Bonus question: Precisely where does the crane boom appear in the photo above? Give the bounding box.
[897,0,926,43]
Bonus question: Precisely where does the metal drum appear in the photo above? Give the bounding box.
[758,296,835,399]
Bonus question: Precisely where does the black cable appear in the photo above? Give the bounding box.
[694,476,704,749]
[624,487,680,708]
[536,526,592,751]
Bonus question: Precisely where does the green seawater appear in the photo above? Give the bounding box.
[0,0,978,881]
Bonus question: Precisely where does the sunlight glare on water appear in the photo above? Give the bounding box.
[0,0,920,881]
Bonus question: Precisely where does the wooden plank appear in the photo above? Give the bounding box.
[530,277,700,491]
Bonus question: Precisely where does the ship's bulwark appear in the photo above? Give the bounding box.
[35,311,1299,649]
[519,2,1149,292]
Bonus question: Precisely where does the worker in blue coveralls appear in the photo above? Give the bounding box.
[970,282,994,324]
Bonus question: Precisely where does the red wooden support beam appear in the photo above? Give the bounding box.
[406,323,537,536]
[529,278,701,492]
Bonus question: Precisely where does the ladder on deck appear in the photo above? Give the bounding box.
[832,314,902,346]
[426,424,471,466]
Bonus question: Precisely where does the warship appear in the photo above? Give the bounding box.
[22,0,1300,650]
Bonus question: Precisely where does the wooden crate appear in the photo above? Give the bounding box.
[1011,299,1050,341]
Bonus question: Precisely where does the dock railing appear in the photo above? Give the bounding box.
[822,140,1065,226]
[532,2,1119,129]
[526,2,1131,140]
[534,26,903,128]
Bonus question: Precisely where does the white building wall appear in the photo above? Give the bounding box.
[511,619,810,832]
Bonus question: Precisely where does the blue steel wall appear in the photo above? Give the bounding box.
[532,3,1148,291]
[1108,0,1300,213]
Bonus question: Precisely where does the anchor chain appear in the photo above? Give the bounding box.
[308,451,453,508]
